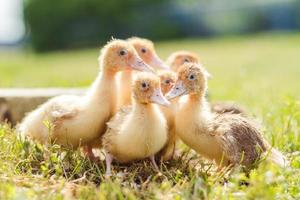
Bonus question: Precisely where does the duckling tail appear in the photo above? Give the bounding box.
[268,148,290,168]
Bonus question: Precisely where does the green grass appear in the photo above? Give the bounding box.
[1,32,300,199]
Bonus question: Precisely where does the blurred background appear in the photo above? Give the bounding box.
[1,0,300,51]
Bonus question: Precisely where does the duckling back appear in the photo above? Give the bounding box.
[210,113,267,168]
[18,95,81,144]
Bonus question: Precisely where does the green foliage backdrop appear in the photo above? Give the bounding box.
[24,0,300,52]
[24,0,180,51]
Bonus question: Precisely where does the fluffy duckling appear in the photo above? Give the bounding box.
[19,39,152,157]
[157,70,178,161]
[117,37,168,109]
[166,63,288,170]
[103,73,170,176]
[166,51,200,72]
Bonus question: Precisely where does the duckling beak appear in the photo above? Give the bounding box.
[165,80,187,100]
[150,54,170,70]
[150,88,171,107]
[130,57,155,73]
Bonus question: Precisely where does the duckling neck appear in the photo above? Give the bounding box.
[177,93,211,128]
[181,93,205,109]
[192,94,211,117]
[118,70,133,108]
[175,93,213,153]
[132,101,156,115]
[86,69,117,113]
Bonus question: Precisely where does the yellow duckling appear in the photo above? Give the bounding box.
[19,39,152,158]
[166,63,288,170]
[103,73,170,176]
[157,70,178,161]
[166,50,200,72]
[117,37,168,109]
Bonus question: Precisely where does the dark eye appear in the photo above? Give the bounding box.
[119,50,126,56]
[142,82,147,88]
[165,79,170,84]
[188,74,195,80]
[184,58,190,63]
[141,48,147,53]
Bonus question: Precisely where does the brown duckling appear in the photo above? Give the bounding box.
[166,63,288,170]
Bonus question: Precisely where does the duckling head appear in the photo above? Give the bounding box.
[166,51,200,72]
[157,70,176,95]
[133,73,170,107]
[128,37,169,70]
[98,39,154,73]
[165,63,210,100]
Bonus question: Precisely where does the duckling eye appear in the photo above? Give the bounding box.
[188,74,195,80]
[184,58,190,63]
[119,50,127,56]
[142,82,147,88]
[164,79,170,84]
[141,48,147,53]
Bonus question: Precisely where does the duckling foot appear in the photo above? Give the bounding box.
[159,142,176,162]
[83,146,98,161]
[105,152,113,178]
[150,155,161,173]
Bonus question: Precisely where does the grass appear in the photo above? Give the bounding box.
[0,32,300,199]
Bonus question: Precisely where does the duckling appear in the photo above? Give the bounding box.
[103,73,170,176]
[157,70,178,161]
[166,51,200,72]
[19,39,153,157]
[166,63,288,170]
[117,37,168,109]
[166,50,246,116]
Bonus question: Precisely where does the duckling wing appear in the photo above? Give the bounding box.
[211,114,267,168]
[103,106,132,154]
[48,95,80,123]
[51,109,77,121]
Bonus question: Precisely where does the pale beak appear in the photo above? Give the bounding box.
[165,80,187,100]
[150,88,171,107]
[150,53,170,70]
[130,56,155,73]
